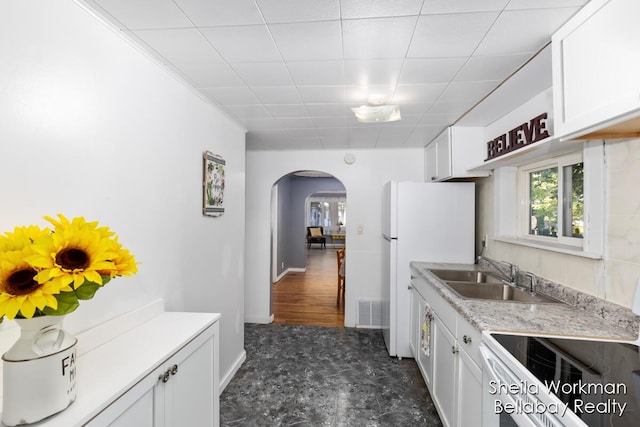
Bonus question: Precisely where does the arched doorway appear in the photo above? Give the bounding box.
[270,170,346,327]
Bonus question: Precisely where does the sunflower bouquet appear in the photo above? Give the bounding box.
[0,214,138,321]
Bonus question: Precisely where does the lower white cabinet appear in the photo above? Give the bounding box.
[5,307,222,427]
[410,268,482,427]
[86,313,219,427]
[409,283,433,389]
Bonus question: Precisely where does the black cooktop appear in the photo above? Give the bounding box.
[492,334,640,426]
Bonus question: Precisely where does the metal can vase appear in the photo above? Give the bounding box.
[2,315,78,426]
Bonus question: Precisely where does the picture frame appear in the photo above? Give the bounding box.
[202,151,225,217]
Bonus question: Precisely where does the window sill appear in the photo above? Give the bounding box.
[494,236,602,259]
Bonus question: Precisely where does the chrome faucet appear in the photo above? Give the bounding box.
[525,273,537,295]
[476,256,518,286]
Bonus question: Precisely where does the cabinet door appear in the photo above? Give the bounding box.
[436,135,452,180]
[456,349,482,427]
[425,142,438,182]
[431,316,457,427]
[157,334,216,427]
[409,287,420,357]
[109,388,154,427]
[553,0,640,139]
[416,300,433,390]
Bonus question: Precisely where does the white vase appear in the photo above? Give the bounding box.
[2,315,78,426]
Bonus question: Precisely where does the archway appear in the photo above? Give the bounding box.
[270,170,347,326]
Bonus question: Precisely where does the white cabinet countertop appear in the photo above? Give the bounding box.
[0,303,220,426]
[411,262,637,341]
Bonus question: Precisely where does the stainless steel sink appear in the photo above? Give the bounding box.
[429,269,503,284]
[444,281,563,304]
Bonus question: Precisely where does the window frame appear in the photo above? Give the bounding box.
[519,153,584,248]
[493,141,604,259]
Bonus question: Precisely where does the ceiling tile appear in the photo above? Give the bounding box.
[131,28,224,63]
[475,8,581,55]
[399,58,467,84]
[286,61,344,86]
[392,83,447,104]
[231,62,294,86]
[305,104,349,117]
[408,12,498,58]
[264,104,310,118]
[201,87,261,105]
[269,21,342,61]
[346,85,396,104]
[251,86,304,104]
[421,0,509,14]
[173,0,264,26]
[312,117,349,128]
[440,80,502,103]
[225,105,272,120]
[343,59,404,86]
[506,0,588,10]
[297,86,347,104]
[201,25,281,62]
[405,125,444,146]
[454,53,530,82]
[175,62,244,88]
[341,0,423,19]
[256,0,340,23]
[342,16,417,60]
[93,0,191,29]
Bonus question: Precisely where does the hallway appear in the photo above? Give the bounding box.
[272,248,345,327]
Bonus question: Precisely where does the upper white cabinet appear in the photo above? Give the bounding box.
[553,0,640,141]
[424,127,490,182]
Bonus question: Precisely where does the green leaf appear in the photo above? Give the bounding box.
[74,281,101,300]
[45,292,80,316]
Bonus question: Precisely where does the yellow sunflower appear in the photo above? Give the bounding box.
[102,238,139,278]
[0,248,62,319]
[26,214,118,290]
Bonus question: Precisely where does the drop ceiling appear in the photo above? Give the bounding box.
[78,0,589,150]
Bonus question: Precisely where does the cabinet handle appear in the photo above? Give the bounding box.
[463,335,472,344]
[171,364,178,375]
[160,370,171,383]
[451,346,458,354]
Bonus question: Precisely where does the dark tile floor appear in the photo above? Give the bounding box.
[220,323,443,426]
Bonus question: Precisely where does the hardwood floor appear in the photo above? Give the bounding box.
[272,248,345,327]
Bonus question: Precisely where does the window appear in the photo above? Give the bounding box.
[521,153,584,247]
[307,196,346,231]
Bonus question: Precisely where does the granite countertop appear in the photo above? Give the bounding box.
[410,261,638,341]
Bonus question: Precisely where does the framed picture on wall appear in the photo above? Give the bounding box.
[202,151,225,217]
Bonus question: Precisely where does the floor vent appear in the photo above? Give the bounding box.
[357,299,383,328]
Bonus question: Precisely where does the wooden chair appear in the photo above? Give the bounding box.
[306,226,326,249]
[336,248,346,306]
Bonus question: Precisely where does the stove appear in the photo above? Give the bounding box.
[481,332,640,427]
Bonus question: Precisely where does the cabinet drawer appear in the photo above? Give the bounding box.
[456,315,481,366]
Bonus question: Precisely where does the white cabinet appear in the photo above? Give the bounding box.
[409,280,433,389]
[424,127,489,182]
[14,308,222,427]
[87,315,219,427]
[409,268,483,427]
[431,315,457,427]
[552,0,640,140]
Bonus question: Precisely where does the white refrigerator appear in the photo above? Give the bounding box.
[382,181,475,358]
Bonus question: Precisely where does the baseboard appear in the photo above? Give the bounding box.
[275,267,306,283]
[219,349,246,393]
[244,314,275,324]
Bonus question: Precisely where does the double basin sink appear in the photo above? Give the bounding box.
[429,268,563,304]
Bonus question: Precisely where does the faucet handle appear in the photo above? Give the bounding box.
[524,272,537,295]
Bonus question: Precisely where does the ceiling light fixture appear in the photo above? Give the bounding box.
[351,104,401,123]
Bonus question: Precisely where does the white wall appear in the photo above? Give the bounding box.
[245,149,424,326]
[0,0,246,384]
